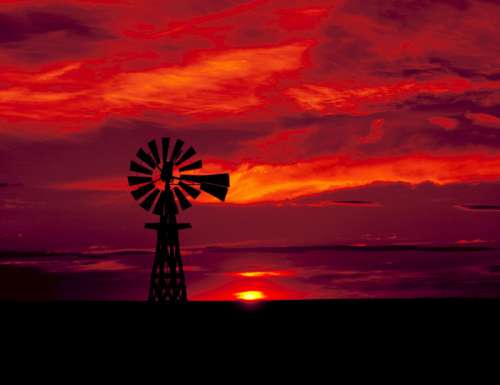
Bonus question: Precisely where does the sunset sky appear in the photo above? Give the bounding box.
[1,0,500,300]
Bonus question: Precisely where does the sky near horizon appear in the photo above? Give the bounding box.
[1,0,500,299]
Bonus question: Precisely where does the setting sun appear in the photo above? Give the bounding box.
[235,291,266,301]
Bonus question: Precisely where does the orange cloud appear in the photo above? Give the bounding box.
[0,41,311,130]
[226,154,500,203]
[53,154,500,204]
[102,41,311,114]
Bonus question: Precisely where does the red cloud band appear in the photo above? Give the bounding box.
[53,154,500,204]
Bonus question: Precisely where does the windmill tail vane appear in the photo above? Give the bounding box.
[128,137,230,303]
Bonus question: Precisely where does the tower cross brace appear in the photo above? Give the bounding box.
[145,194,191,303]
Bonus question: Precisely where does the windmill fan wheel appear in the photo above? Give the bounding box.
[128,137,230,216]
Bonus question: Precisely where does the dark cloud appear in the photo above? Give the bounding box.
[203,244,492,254]
[428,56,490,80]
[342,0,472,28]
[0,11,109,44]
[373,65,444,79]
[0,250,104,259]
[456,204,500,211]
[289,193,382,207]
[329,200,380,207]
[314,24,373,75]
[313,0,500,87]
[376,0,470,23]
[0,183,23,188]
[279,107,500,158]
[398,92,500,115]
[280,113,329,128]
[374,58,500,81]
[414,125,500,150]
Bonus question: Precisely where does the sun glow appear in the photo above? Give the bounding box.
[236,271,286,278]
[235,290,266,301]
[238,271,280,278]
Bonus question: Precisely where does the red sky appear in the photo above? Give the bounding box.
[1,0,500,300]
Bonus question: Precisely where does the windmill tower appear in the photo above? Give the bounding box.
[128,138,230,303]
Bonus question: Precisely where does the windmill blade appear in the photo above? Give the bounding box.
[136,148,157,169]
[174,187,192,210]
[180,173,229,187]
[166,189,178,214]
[170,139,184,162]
[131,182,155,200]
[153,191,166,215]
[140,189,160,211]
[175,146,196,166]
[179,181,201,199]
[128,176,152,186]
[162,137,170,164]
[130,160,153,175]
[148,140,161,165]
[179,159,202,172]
[200,183,228,202]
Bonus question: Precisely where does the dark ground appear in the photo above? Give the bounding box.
[3,298,500,329]
[2,299,499,357]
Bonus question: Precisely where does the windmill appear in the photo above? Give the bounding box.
[128,137,230,303]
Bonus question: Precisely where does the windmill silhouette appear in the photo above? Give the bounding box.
[128,138,230,303]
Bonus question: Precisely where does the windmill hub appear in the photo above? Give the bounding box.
[127,137,230,303]
[160,161,173,182]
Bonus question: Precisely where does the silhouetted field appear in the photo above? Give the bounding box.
[3,298,500,320]
[3,299,499,346]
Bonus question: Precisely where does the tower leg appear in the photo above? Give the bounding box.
[148,217,188,303]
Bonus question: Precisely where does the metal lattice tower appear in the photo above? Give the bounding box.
[127,138,230,303]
